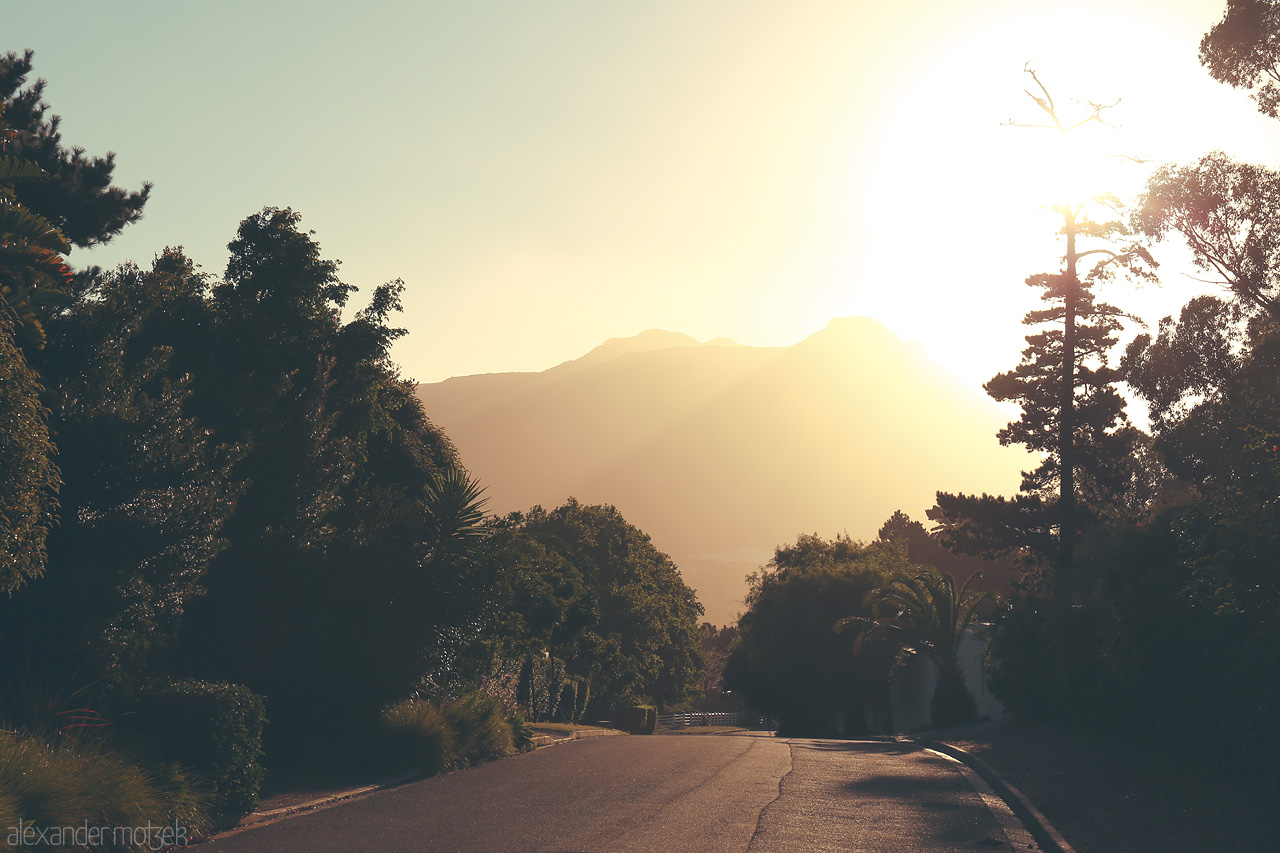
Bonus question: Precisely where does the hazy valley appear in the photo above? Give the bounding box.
[418,317,1031,623]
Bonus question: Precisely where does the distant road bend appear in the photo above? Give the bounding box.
[206,733,1035,853]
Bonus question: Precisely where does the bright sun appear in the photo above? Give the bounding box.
[828,5,1280,396]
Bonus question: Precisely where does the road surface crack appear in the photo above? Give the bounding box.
[745,739,793,852]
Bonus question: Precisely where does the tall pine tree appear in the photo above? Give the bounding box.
[932,69,1154,593]
[0,50,150,247]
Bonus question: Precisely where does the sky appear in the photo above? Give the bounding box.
[9,0,1280,393]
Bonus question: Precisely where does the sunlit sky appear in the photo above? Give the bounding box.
[9,0,1280,392]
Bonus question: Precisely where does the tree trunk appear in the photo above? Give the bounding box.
[930,657,978,729]
[1059,207,1080,595]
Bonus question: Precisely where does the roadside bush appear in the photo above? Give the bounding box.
[380,699,456,775]
[0,729,210,848]
[511,714,535,753]
[132,680,267,820]
[380,691,516,775]
[443,692,516,765]
[614,705,656,735]
[989,515,1280,781]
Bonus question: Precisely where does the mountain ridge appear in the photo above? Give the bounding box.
[416,317,1028,623]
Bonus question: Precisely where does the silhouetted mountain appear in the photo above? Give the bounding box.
[417,317,1030,623]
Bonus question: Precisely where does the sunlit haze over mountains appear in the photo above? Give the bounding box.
[418,318,1031,623]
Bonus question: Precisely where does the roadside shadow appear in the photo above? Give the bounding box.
[790,740,917,756]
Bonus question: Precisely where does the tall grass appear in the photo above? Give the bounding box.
[380,699,456,774]
[0,729,210,849]
[380,691,517,776]
[443,692,515,764]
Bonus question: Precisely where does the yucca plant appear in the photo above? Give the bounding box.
[841,566,994,728]
[420,466,490,564]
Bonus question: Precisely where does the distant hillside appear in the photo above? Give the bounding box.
[417,317,1030,624]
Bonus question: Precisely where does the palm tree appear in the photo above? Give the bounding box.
[842,566,994,729]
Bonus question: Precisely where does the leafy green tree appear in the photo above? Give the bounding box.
[3,250,243,689]
[518,499,705,712]
[471,524,594,664]
[0,48,153,596]
[0,150,73,350]
[1199,0,1280,120]
[847,567,993,729]
[168,209,477,745]
[698,623,737,698]
[724,535,908,736]
[1135,153,1280,323]
[1123,298,1280,620]
[454,523,597,720]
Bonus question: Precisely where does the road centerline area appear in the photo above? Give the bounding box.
[203,734,1031,853]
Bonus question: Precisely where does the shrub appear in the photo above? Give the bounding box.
[380,691,516,775]
[380,699,456,775]
[133,680,267,820]
[511,714,535,753]
[615,705,656,735]
[930,664,979,729]
[442,692,515,765]
[0,729,210,848]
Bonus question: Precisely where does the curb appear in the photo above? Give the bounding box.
[210,728,623,841]
[531,727,624,749]
[915,737,1077,853]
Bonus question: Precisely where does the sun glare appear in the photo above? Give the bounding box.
[1008,113,1132,209]
[836,5,1280,394]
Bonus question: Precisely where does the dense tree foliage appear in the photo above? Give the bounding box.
[875,510,1016,593]
[1200,0,1280,120]
[1135,153,1280,323]
[697,623,737,701]
[1,59,134,595]
[160,210,482,742]
[514,500,706,713]
[8,252,242,689]
[982,12,1280,782]
[724,535,908,736]
[449,500,704,721]
[0,159,64,591]
[2,201,489,758]
[0,302,57,593]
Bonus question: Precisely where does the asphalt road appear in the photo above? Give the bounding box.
[204,733,1034,852]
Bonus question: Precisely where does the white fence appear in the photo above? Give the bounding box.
[656,711,771,729]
